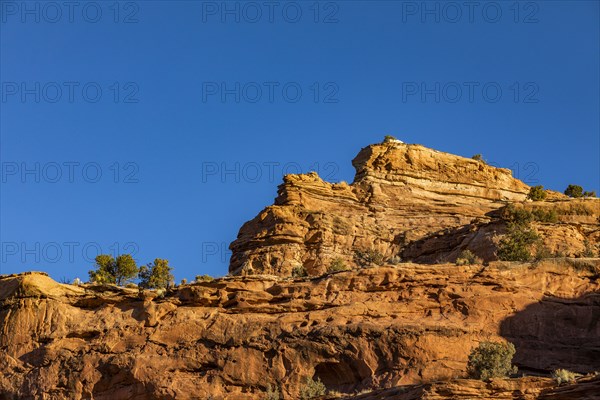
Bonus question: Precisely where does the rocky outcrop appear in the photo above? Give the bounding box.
[1,260,599,399]
[230,142,598,276]
[339,375,600,399]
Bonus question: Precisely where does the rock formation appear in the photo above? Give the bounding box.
[1,259,599,399]
[2,141,599,399]
[230,142,598,276]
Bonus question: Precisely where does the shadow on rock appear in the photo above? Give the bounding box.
[500,292,600,374]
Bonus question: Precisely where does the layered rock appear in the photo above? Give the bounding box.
[1,260,599,399]
[229,142,598,276]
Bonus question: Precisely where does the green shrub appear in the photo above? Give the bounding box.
[139,259,174,289]
[527,186,547,201]
[264,384,280,400]
[328,257,349,273]
[383,135,397,143]
[299,377,326,400]
[195,274,214,282]
[552,369,579,385]
[503,204,558,224]
[292,265,308,278]
[564,184,583,198]
[531,208,558,223]
[89,254,139,286]
[583,191,597,198]
[456,250,483,265]
[354,249,386,267]
[467,341,518,381]
[502,204,534,224]
[497,222,540,261]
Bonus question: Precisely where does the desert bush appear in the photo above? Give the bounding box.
[195,274,214,282]
[139,259,174,289]
[455,250,483,265]
[125,282,138,289]
[328,257,349,273]
[354,249,386,267]
[583,191,597,198]
[552,369,579,385]
[292,265,308,278]
[180,278,187,285]
[503,204,558,224]
[299,377,326,399]
[383,135,397,142]
[564,184,583,198]
[264,384,280,400]
[467,341,518,381]
[527,185,547,201]
[497,222,540,262]
[89,254,138,286]
[531,208,558,223]
[502,204,534,224]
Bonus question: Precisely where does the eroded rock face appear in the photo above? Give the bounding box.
[1,261,599,399]
[229,142,598,276]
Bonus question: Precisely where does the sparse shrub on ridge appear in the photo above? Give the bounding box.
[195,274,214,282]
[564,184,584,198]
[89,254,138,286]
[583,190,597,198]
[467,341,518,381]
[354,249,386,267]
[292,265,308,278]
[299,377,326,399]
[139,259,174,289]
[527,185,547,201]
[455,250,482,265]
[328,257,349,273]
[552,369,579,385]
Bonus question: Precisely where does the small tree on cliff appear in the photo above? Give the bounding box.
[564,184,583,198]
[527,185,547,201]
[89,254,138,286]
[467,341,518,381]
[139,258,174,289]
[299,377,326,399]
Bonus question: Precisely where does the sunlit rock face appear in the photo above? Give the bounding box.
[1,261,599,399]
[229,142,597,277]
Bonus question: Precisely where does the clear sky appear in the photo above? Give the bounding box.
[1,0,598,281]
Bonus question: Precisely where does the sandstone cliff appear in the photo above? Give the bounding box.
[230,142,598,276]
[1,260,599,399]
[2,141,599,399]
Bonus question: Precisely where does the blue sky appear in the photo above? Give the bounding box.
[1,1,598,281]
